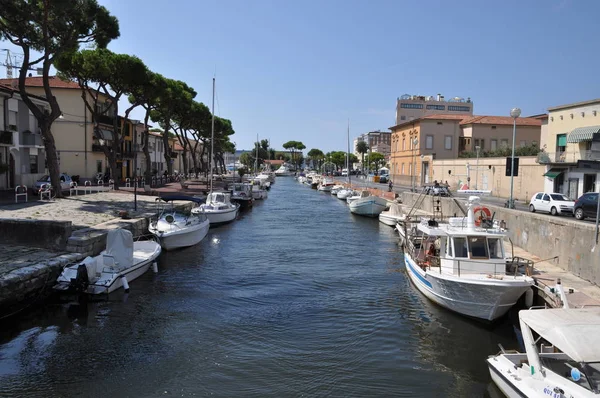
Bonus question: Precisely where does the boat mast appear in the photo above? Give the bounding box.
[209,77,215,196]
[347,119,351,187]
[255,134,259,174]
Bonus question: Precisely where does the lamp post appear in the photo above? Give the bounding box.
[509,107,521,209]
[475,145,481,190]
[412,138,419,192]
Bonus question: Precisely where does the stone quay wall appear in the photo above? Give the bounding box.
[401,192,600,286]
[0,219,73,250]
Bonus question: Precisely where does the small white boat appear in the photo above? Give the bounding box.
[148,195,210,251]
[54,229,161,294]
[192,191,239,226]
[275,165,294,176]
[402,196,534,321]
[337,188,354,200]
[487,308,600,397]
[348,191,388,217]
[317,177,335,192]
[250,179,268,199]
[379,202,406,226]
[330,185,345,195]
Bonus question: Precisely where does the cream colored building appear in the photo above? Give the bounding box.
[0,76,113,180]
[432,157,545,202]
[538,98,600,198]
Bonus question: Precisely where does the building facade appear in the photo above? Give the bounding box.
[395,93,473,124]
[539,99,600,198]
[0,83,49,189]
[459,116,541,153]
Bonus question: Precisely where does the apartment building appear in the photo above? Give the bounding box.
[389,114,541,187]
[395,93,473,125]
[539,98,600,198]
[0,83,49,189]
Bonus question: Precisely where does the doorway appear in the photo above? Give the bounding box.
[584,174,596,193]
[9,153,15,189]
[568,178,579,200]
[553,172,565,194]
[422,162,430,184]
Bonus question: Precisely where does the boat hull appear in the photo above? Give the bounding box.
[150,219,210,251]
[378,213,404,226]
[349,197,388,217]
[232,197,253,209]
[404,253,533,321]
[204,207,239,225]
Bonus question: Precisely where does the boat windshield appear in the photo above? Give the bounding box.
[451,236,504,260]
[542,357,600,393]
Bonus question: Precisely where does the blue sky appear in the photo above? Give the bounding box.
[3,0,600,153]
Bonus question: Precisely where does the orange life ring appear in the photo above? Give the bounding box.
[473,206,492,226]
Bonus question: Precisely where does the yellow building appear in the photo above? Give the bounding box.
[540,99,600,198]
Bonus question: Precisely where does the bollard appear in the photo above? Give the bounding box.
[152,262,158,273]
[121,275,130,292]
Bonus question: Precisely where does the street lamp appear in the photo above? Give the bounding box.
[475,145,481,190]
[508,107,521,209]
[412,138,419,192]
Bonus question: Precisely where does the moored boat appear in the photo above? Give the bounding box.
[54,229,161,294]
[348,191,388,217]
[192,191,239,226]
[379,202,406,226]
[229,182,254,209]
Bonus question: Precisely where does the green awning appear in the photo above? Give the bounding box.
[566,126,600,143]
[543,168,563,178]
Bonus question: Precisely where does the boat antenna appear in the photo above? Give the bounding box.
[209,76,215,197]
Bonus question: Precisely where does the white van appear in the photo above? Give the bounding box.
[341,168,348,176]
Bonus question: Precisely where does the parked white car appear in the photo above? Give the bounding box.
[529,192,575,216]
[32,173,73,195]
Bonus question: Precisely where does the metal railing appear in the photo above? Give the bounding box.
[537,150,600,164]
[20,132,42,146]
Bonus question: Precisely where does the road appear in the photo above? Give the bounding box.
[337,176,598,225]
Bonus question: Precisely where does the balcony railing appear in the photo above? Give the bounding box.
[20,132,42,146]
[537,150,600,164]
[0,131,13,145]
[92,144,105,152]
[97,114,115,126]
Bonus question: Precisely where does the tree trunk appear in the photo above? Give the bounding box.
[162,120,172,175]
[143,113,152,185]
[40,121,62,197]
[182,148,189,176]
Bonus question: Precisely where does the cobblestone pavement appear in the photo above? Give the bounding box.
[0,192,164,229]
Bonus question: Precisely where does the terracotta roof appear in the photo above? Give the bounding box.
[460,115,542,127]
[0,76,81,89]
[264,159,285,165]
[174,144,184,151]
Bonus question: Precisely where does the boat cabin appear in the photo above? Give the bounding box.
[204,192,235,210]
[413,218,507,276]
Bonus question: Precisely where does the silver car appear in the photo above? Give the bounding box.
[32,173,73,195]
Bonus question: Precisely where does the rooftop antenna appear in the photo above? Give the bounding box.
[1,49,41,79]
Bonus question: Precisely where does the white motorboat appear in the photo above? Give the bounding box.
[297,176,307,184]
[192,191,239,226]
[337,188,354,200]
[487,308,600,397]
[379,202,406,226]
[229,182,254,209]
[349,191,388,217]
[317,177,335,192]
[148,195,210,251]
[250,179,268,199]
[54,229,161,294]
[401,196,534,321]
[275,165,294,176]
[331,185,345,195]
[346,190,364,204]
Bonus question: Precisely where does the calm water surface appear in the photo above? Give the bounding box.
[0,178,518,397]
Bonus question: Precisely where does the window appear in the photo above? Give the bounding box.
[408,164,412,175]
[400,103,424,109]
[444,136,452,150]
[444,238,453,257]
[469,237,488,259]
[453,237,468,258]
[520,140,527,147]
[488,238,503,259]
[535,193,543,200]
[426,135,433,149]
[474,139,480,148]
[447,105,471,112]
[426,105,445,110]
[401,163,405,174]
[96,160,103,173]
[29,111,36,131]
[8,110,17,130]
[480,139,485,150]
[543,194,550,201]
[490,139,497,151]
[491,125,497,130]
[400,116,406,121]
[500,139,509,148]
[437,122,443,125]
[402,138,406,150]
[29,155,38,174]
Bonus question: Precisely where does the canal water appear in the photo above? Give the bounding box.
[0,177,519,397]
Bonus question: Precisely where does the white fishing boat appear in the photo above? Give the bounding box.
[229,182,254,209]
[331,184,345,195]
[54,229,161,294]
[487,308,600,397]
[349,191,388,217]
[250,179,268,199]
[402,196,534,321]
[379,202,406,226]
[317,177,335,192]
[337,188,354,200]
[148,195,210,251]
[192,191,239,226]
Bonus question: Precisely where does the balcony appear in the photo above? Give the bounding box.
[20,132,42,146]
[92,144,105,152]
[537,150,600,164]
[97,113,115,126]
[0,131,14,145]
